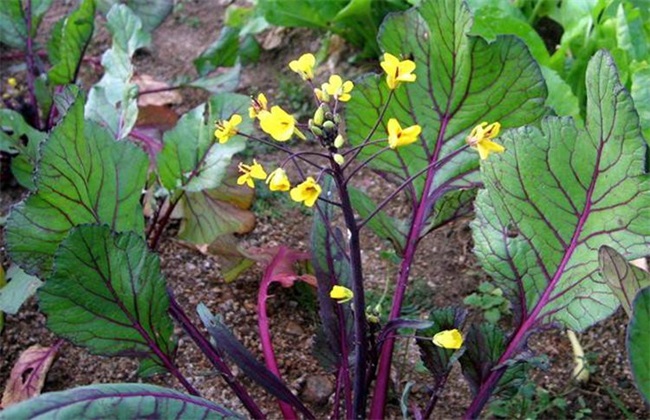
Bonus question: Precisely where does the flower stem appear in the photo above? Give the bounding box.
[331,159,368,419]
[24,0,41,130]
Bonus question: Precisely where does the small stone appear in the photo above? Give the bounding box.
[285,321,304,336]
[301,375,334,405]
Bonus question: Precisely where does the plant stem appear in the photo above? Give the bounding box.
[24,0,41,130]
[330,161,368,419]
[369,117,453,418]
[168,295,266,419]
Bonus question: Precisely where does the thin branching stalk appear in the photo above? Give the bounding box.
[23,0,41,130]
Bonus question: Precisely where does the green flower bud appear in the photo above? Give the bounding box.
[334,134,345,148]
[313,105,325,126]
[333,153,345,165]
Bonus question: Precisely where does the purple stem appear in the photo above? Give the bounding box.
[168,295,266,419]
[331,159,368,419]
[24,0,41,130]
[369,116,452,418]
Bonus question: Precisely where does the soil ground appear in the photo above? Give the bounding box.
[1,1,648,419]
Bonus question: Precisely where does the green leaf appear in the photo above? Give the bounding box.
[0,0,52,49]
[346,0,547,229]
[0,383,239,419]
[599,246,650,318]
[631,66,650,141]
[417,307,466,380]
[0,109,47,190]
[194,26,240,76]
[96,0,173,32]
[472,51,650,332]
[349,186,406,254]
[258,0,348,29]
[47,0,95,85]
[0,265,42,315]
[6,94,147,277]
[628,287,650,403]
[616,3,648,64]
[39,225,175,369]
[186,64,241,94]
[539,66,581,120]
[179,173,255,244]
[157,93,250,192]
[86,4,150,139]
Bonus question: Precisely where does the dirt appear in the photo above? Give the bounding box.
[1,1,648,419]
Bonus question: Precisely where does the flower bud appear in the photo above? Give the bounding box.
[310,125,323,137]
[313,105,325,126]
[333,153,345,165]
[322,120,336,130]
[334,134,345,148]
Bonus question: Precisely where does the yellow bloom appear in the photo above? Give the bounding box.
[266,168,291,191]
[330,285,353,303]
[387,118,421,149]
[322,75,354,102]
[237,160,267,188]
[466,122,504,160]
[214,114,242,144]
[248,93,268,119]
[380,52,416,90]
[432,329,463,350]
[259,106,305,141]
[7,77,17,87]
[290,176,321,207]
[289,53,316,81]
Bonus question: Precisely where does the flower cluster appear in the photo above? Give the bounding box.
[214,51,504,211]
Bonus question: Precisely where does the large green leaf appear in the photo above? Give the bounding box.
[258,0,348,29]
[157,93,250,192]
[346,0,546,229]
[0,0,52,49]
[6,94,147,277]
[631,66,650,141]
[472,51,650,332]
[0,109,47,190]
[96,0,172,32]
[0,383,239,419]
[85,4,150,139]
[628,287,650,403]
[47,0,95,85]
[599,245,650,318]
[38,225,175,371]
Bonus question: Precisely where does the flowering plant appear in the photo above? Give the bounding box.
[1,0,649,418]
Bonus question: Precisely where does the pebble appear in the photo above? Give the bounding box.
[301,375,334,405]
[285,321,304,336]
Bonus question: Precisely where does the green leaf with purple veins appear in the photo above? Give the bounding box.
[346,0,547,230]
[599,245,650,318]
[39,225,175,372]
[0,383,240,419]
[5,93,148,277]
[473,50,650,332]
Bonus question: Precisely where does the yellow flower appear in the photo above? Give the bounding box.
[214,114,242,144]
[237,160,267,188]
[330,285,353,303]
[466,122,504,160]
[290,176,321,207]
[7,77,17,87]
[248,93,268,119]
[289,53,316,81]
[322,75,354,102]
[432,329,463,350]
[266,168,291,191]
[259,106,305,141]
[380,52,416,90]
[314,87,328,102]
[387,118,421,149]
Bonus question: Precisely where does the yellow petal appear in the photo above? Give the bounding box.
[432,329,463,349]
[330,285,353,303]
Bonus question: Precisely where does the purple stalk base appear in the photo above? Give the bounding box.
[168,294,265,419]
[257,248,299,420]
